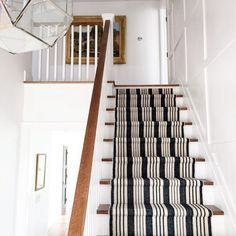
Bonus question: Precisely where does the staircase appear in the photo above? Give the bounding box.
[97,83,224,235]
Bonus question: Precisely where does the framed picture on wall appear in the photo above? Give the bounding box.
[35,154,47,191]
[66,15,126,64]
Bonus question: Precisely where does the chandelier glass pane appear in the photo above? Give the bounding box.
[0,0,73,53]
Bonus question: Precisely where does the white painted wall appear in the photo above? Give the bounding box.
[167,0,236,234]
[32,1,164,84]
[23,84,93,122]
[15,84,93,236]
[20,126,51,236]
[0,49,31,236]
[17,124,86,236]
[48,130,85,227]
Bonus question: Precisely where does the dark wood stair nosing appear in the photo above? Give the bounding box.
[105,122,115,126]
[103,138,199,142]
[107,95,184,98]
[101,157,206,162]
[105,122,193,126]
[97,204,224,215]
[97,204,111,214]
[106,107,188,111]
[100,179,214,186]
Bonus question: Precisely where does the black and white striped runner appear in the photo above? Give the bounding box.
[115,121,185,138]
[112,178,203,204]
[110,88,212,236]
[114,138,189,157]
[117,88,174,95]
[115,107,180,122]
[110,204,212,236]
[113,156,196,178]
[116,94,177,107]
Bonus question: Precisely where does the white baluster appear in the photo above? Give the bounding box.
[70,25,74,81]
[23,70,27,82]
[54,25,58,81]
[94,25,98,78]
[78,25,82,81]
[86,25,90,81]
[46,26,50,81]
[62,35,66,81]
[38,26,43,81]
[38,49,42,81]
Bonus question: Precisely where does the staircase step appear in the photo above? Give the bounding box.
[97,204,224,215]
[107,95,185,107]
[107,80,180,88]
[96,206,224,235]
[102,138,200,156]
[107,94,184,99]
[106,109,190,123]
[100,178,213,186]
[105,121,193,126]
[100,180,215,205]
[101,157,206,162]
[106,107,188,111]
[104,122,195,138]
[101,157,208,180]
[103,138,199,142]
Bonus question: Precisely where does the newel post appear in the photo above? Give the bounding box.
[102,13,114,73]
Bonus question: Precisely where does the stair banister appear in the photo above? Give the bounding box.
[68,14,114,236]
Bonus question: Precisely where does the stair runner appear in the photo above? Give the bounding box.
[110,88,212,236]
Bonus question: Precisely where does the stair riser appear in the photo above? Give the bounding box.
[102,142,202,157]
[99,185,215,205]
[100,162,208,180]
[109,97,185,107]
[106,110,190,123]
[104,125,194,138]
[96,215,224,236]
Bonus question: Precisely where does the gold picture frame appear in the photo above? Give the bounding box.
[35,154,47,191]
[66,15,126,64]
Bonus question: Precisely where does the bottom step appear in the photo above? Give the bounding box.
[96,205,225,235]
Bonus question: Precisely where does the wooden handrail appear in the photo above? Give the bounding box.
[68,20,111,236]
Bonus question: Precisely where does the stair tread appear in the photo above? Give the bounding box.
[105,122,193,126]
[106,107,188,111]
[97,204,224,215]
[100,178,214,186]
[107,95,184,98]
[107,80,180,87]
[103,138,199,142]
[101,157,206,162]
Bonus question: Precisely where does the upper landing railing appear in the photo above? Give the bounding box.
[26,18,103,82]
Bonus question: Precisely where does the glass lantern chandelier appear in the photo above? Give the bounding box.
[0,0,73,53]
